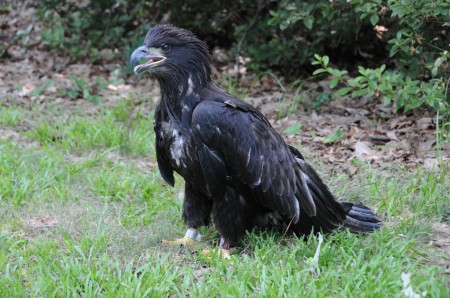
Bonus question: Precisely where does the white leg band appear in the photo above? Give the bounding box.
[185,228,202,241]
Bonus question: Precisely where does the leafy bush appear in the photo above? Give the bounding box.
[312,53,450,144]
[306,0,449,122]
[36,0,449,119]
[312,54,449,113]
[385,0,450,79]
[249,0,377,73]
[37,0,150,62]
[37,1,449,77]
[267,1,449,76]
[36,0,257,62]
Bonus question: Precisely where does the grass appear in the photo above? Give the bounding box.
[0,98,449,297]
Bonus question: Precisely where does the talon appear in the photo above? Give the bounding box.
[202,248,232,259]
[161,235,196,246]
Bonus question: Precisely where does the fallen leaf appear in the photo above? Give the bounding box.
[345,107,370,116]
[416,117,433,130]
[423,158,439,170]
[417,139,436,154]
[27,216,59,228]
[386,131,398,141]
[354,141,377,158]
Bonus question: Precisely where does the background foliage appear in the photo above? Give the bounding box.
[37,0,449,117]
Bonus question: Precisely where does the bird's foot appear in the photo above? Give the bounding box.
[201,237,233,259]
[161,228,201,246]
[161,235,196,246]
[201,248,232,259]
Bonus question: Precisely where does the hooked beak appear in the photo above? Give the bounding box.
[130,45,166,75]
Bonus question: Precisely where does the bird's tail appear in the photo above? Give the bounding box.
[340,202,382,233]
[288,146,381,235]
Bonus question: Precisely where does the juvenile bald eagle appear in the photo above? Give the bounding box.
[130,25,381,257]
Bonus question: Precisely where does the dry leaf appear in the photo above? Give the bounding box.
[423,158,439,170]
[386,131,398,141]
[416,117,433,130]
[345,107,370,116]
[354,141,376,157]
[27,216,59,228]
[417,139,436,154]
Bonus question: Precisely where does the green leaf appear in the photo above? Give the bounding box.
[323,129,345,144]
[303,16,314,30]
[29,87,43,97]
[352,158,370,169]
[370,14,379,26]
[434,57,444,68]
[367,80,377,89]
[334,87,352,96]
[82,88,90,99]
[329,78,339,89]
[431,66,438,77]
[284,123,302,134]
[348,80,361,88]
[312,68,327,75]
[352,89,369,97]
[322,55,329,66]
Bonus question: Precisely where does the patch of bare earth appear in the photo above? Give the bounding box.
[0,2,160,124]
[240,77,449,175]
[430,223,450,278]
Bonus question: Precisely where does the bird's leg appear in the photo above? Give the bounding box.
[162,184,210,247]
[161,228,201,246]
[202,237,232,259]
[218,237,232,259]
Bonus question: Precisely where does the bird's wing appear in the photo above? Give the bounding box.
[191,99,319,223]
[154,103,175,186]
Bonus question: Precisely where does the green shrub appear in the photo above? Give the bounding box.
[313,54,449,112]
[37,0,149,62]
[312,54,449,143]
[36,1,449,75]
[267,1,449,76]
[36,0,449,119]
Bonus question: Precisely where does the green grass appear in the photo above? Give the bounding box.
[24,100,155,156]
[0,99,448,297]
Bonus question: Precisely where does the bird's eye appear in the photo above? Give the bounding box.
[161,44,171,51]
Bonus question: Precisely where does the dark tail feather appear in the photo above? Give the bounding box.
[341,202,382,233]
[288,145,382,235]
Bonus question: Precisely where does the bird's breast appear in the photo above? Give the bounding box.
[170,128,185,167]
[158,119,208,194]
[160,120,199,172]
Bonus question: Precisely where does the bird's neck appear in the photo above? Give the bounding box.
[159,71,209,98]
[159,73,210,127]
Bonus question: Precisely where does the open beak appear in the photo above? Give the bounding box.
[130,45,166,74]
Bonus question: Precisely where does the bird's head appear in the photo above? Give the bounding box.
[130,24,211,92]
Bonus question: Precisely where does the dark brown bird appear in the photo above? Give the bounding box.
[130,24,381,258]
